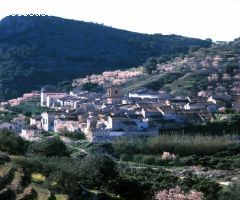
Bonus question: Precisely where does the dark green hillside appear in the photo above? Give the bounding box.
[0,15,211,100]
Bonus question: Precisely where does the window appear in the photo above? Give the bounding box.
[115,90,118,94]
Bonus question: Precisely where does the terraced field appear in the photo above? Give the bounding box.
[0,161,35,199]
[0,156,69,200]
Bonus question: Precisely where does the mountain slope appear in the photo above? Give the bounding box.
[123,38,240,96]
[0,15,211,100]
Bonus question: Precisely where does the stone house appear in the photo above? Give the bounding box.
[12,115,26,132]
[21,125,42,141]
[54,114,80,133]
[0,122,14,131]
[30,115,42,129]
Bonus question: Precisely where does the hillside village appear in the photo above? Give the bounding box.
[0,14,240,200]
[0,78,239,143]
[0,41,239,143]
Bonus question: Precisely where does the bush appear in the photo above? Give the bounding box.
[120,154,132,162]
[14,154,119,197]
[132,155,144,163]
[142,155,156,165]
[79,155,118,187]
[58,130,85,140]
[218,184,240,200]
[107,176,145,200]
[216,161,231,170]
[193,179,221,200]
[0,130,28,155]
[0,152,11,163]
[179,155,199,166]
[28,136,70,157]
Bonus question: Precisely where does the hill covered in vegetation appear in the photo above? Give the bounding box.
[129,38,240,96]
[74,38,240,97]
[0,15,211,100]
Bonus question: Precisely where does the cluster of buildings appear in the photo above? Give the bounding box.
[1,91,40,106]
[0,115,26,133]
[5,85,236,142]
[0,84,239,142]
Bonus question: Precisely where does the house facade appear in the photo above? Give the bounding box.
[41,112,55,131]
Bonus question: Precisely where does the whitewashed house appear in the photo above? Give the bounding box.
[41,112,55,131]
[41,87,67,107]
[30,115,42,129]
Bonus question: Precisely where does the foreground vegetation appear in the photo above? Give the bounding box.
[0,130,240,199]
[113,134,240,171]
[113,134,236,156]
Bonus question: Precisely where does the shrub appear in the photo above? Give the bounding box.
[14,155,119,196]
[79,155,118,187]
[120,154,132,162]
[179,156,199,166]
[193,180,221,200]
[0,152,11,163]
[107,176,145,200]
[0,130,28,155]
[132,155,144,163]
[58,130,85,140]
[142,155,156,165]
[218,184,240,200]
[28,136,70,157]
[216,161,231,170]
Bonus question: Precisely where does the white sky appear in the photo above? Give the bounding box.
[0,0,239,41]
